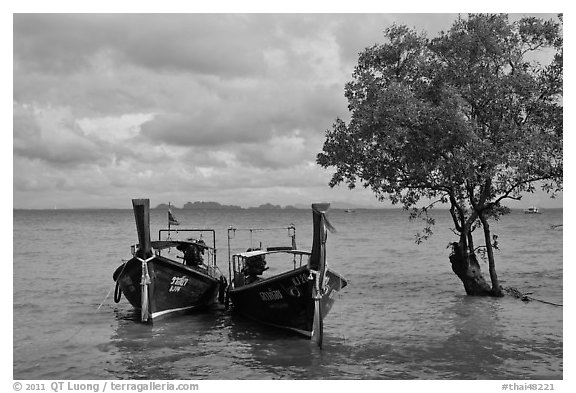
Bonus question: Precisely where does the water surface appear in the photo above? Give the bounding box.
[13,208,563,379]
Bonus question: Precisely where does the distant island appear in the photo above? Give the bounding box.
[154,201,374,210]
[156,201,241,210]
[248,203,282,210]
[183,201,242,210]
[155,201,291,210]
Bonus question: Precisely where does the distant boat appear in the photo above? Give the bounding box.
[524,206,542,214]
[112,199,226,322]
[344,209,355,213]
[225,203,348,348]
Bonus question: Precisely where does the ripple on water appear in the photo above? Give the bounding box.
[13,209,563,379]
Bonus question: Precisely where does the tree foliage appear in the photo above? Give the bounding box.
[317,14,562,295]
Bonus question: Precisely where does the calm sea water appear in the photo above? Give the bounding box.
[13,207,563,379]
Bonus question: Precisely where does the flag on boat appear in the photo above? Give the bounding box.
[168,209,180,226]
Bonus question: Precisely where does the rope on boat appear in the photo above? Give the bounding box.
[97,262,128,309]
[504,287,563,307]
[66,285,115,343]
[97,285,116,310]
[65,260,129,343]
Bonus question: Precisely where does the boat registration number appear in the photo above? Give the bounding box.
[169,276,189,293]
[259,289,283,301]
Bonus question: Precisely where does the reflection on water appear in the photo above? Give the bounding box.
[103,292,561,379]
[108,307,233,379]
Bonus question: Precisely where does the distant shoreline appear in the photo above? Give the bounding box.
[13,206,564,212]
[15,199,564,211]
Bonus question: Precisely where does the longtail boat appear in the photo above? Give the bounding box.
[225,203,347,347]
[113,199,226,322]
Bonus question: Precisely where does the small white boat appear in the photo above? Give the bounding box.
[524,206,542,214]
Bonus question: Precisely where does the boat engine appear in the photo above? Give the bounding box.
[178,239,205,266]
[242,248,268,283]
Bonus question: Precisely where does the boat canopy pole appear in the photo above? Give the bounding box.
[289,224,297,249]
[168,201,172,238]
[227,225,297,257]
[132,199,153,259]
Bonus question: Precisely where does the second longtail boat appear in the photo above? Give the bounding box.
[225,203,348,347]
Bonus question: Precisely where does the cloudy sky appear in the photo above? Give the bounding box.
[12,11,563,209]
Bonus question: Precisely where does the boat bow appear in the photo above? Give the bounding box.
[132,199,153,259]
[310,203,335,348]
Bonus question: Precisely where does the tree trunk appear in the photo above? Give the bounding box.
[447,200,500,297]
[449,241,493,296]
[479,214,504,297]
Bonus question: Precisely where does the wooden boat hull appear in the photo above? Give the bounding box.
[113,255,221,321]
[227,265,347,337]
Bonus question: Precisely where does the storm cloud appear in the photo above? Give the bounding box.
[14,12,557,209]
